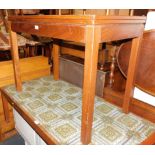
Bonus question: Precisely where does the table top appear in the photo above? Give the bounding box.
[9,15,146,25]
[8,15,146,43]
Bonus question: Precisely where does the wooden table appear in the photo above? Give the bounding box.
[7,15,146,144]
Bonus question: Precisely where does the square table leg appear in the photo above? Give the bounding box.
[81,26,100,144]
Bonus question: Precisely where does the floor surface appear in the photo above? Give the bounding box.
[0,133,25,145]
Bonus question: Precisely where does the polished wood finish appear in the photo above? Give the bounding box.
[122,36,143,113]
[9,15,146,44]
[0,119,15,141]
[109,46,117,87]
[9,15,146,23]
[117,30,155,96]
[9,23,22,92]
[11,22,85,43]
[61,47,84,58]
[81,26,100,144]
[0,56,50,87]
[0,56,50,141]
[1,93,10,123]
[8,15,146,144]
[109,56,116,87]
[141,132,155,145]
[60,42,85,59]
[132,98,155,114]
[60,42,104,62]
[101,24,144,42]
[52,41,60,80]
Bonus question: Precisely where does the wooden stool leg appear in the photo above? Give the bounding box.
[99,49,105,70]
[109,46,117,88]
[99,43,107,70]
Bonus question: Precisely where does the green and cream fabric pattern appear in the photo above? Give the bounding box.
[4,75,155,144]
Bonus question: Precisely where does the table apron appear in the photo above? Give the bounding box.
[101,24,144,42]
[11,22,86,43]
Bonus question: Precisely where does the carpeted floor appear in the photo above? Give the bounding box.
[0,133,25,145]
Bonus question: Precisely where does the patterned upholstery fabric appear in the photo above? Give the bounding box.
[0,26,40,50]
[21,33,52,45]
[4,75,155,144]
[0,31,27,50]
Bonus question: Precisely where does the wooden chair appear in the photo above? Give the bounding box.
[116,29,155,145]
[0,28,27,59]
[116,30,155,96]
[14,9,53,60]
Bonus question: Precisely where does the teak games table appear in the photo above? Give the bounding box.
[5,15,146,144]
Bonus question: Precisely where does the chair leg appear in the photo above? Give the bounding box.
[41,46,45,56]
[48,45,52,65]
[24,46,29,57]
[1,92,10,123]
[30,46,35,57]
